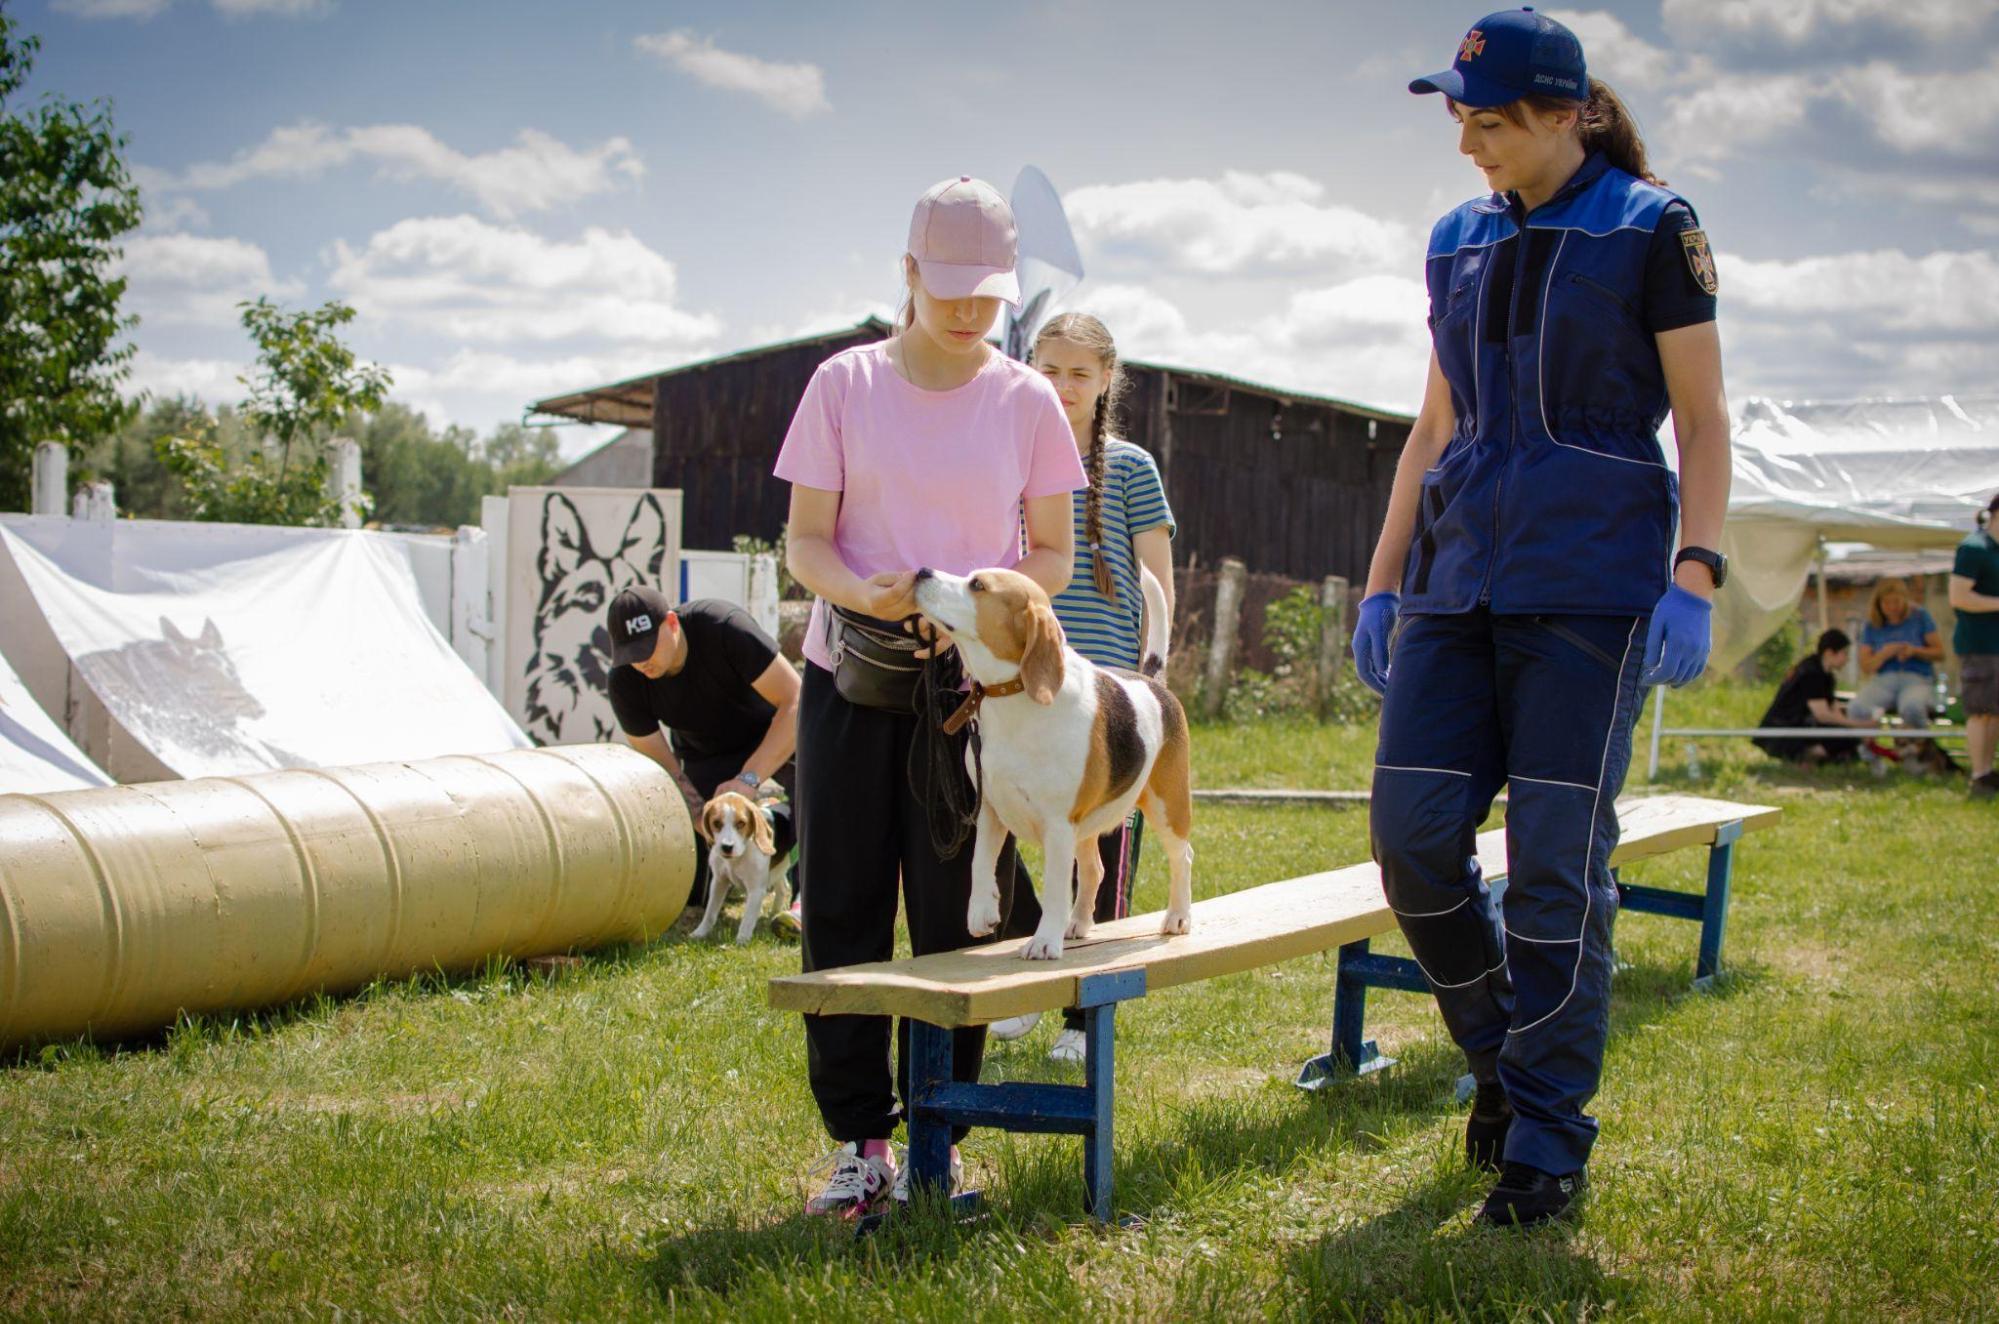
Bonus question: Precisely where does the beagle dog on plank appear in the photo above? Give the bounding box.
[694,789,790,944]
[911,565,1193,961]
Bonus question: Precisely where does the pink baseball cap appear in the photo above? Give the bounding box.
[907,176,1021,306]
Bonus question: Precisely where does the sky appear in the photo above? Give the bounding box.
[19,0,1999,460]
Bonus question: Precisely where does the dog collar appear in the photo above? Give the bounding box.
[940,678,1027,735]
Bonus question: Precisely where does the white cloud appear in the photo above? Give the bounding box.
[326,214,721,349]
[52,0,169,17]
[142,193,212,231]
[1065,172,1415,278]
[157,123,643,220]
[1721,248,1999,333]
[1068,275,1433,415]
[115,232,304,328]
[212,0,326,13]
[124,350,249,405]
[634,31,830,118]
[1545,9,1675,88]
[1837,57,1999,155]
[1662,0,1998,46]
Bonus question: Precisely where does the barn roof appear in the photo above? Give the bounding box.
[526,315,1413,428]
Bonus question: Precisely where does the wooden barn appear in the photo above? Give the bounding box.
[528,317,1414,584]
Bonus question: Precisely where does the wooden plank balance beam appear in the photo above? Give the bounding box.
[768,792,1779,1224]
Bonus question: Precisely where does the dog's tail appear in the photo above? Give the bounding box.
[1139,564,1169,678]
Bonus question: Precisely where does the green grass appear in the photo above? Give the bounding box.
[3,679,1996,1320]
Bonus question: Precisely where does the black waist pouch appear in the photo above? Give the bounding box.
[827,606,927,713]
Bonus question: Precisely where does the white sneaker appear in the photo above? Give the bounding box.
[772,900,802,939]
[803,1144,893,1219]
[891,1144,963,1204]
[1048,1027,1088,1063]
[987,1011,1040,1041]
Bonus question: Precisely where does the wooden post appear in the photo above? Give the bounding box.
[328,437,362,528]
[1201,557,1247,720]
[1316,574,1348,720]
[31,442,66,515]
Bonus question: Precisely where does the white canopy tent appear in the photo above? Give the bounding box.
[0,646,109,795]
[1649,394,1999,778]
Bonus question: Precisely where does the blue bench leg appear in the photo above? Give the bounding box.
[1296,939,1419,1089]
[1082,1001,1115,1222]
[906,1018,955,1194]
[1694,825,1740,990]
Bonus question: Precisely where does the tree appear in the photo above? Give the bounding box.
[156,298,390,526]
[0,5,143,510]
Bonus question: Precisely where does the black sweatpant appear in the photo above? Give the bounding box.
[797,662,1022,1143]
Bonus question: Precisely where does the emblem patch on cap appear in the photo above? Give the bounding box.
[627,613,653,634]
[1459,29,1486,60]
[1681,228,1718,296]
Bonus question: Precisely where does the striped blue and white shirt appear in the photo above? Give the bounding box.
[1051,438,1176,668]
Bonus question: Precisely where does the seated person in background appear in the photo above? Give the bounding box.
[605,588,801,929]
[1754,629,1871,765]
[1850,577,1943,728]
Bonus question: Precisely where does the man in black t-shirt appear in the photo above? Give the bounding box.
[606,587,800,914]
[1754,629,1870,765]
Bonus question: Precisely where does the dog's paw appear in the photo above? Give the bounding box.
[966,893,1002,937]
[1021,932,1065,961]
[1064,913,1094,941]
[690,923,715,940]
[1160,907,1192,936]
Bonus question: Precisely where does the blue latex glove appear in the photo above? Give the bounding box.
[1353,591,1400,696]
[1640,584,1712,688]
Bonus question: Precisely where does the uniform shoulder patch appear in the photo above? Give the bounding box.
[1680,227,1719,296]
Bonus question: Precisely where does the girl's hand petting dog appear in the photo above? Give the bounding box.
[865,571,953,656]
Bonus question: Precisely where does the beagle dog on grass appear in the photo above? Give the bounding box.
[693,790,790,945]
[911,565,1193,961]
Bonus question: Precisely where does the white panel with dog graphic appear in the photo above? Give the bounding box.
[502,486,683,746]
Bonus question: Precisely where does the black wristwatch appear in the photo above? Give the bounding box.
[1673,546,1728,589]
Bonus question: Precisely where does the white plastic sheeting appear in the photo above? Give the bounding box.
[0,520,528,779]
[0,648,108,794]
[1714,395,1999,670]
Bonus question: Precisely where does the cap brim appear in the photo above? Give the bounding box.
[916,260,1021,307]
[611,631,657,668]
[1409,67,1523,108]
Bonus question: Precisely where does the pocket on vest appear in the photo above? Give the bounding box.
[1499,444,1676,609]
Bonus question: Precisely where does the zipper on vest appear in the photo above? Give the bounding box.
[1481,218,1533,607]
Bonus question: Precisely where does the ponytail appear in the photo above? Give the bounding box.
[1574,78,1661,186]
[1493,77,1664,186]
[1084,399,1113,597]
[1032,312,1127,600]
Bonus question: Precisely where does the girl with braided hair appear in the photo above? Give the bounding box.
[988,312,1177,1062]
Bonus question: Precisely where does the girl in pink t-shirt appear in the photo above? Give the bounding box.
[776,177,1085,1219]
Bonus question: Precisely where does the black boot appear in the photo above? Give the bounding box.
[1478,1161,1587,1227]
[1465,1081,1512,1172]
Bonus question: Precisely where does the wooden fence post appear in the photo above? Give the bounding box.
[1316,574,1349,720]
[1201,557,1247,720]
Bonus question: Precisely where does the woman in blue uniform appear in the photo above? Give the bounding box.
[1352,8,1732,1227]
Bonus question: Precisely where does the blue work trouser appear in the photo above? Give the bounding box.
[1370,609,1646,1175]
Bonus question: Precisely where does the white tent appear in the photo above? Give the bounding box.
[0,519,528,781]
[0,646,109,795]
[1647,394,1999,778]
[1713,394,1999,671]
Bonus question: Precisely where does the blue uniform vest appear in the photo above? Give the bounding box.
[1404,153,1690,616]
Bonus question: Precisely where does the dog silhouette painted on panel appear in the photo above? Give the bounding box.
[523,491,669,744]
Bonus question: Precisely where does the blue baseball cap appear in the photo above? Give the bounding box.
[1410,8,1588,107]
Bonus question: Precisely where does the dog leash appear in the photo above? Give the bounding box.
[939,677,1026,736]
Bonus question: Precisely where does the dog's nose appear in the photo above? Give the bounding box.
[913,567,934,583]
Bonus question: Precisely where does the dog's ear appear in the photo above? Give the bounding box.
[695,799,717,843]
[616,494,670,584]
[1019,599,1066,705]
[537,493,591,587]
[750,801,775,857]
